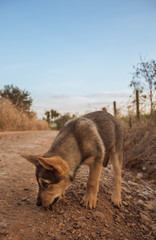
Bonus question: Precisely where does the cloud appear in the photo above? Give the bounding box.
[32,91,130,118]
[87,92,130,99]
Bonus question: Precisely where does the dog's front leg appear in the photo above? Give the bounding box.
[81,160,102,209]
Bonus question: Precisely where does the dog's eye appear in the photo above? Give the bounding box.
[42,181,49,189]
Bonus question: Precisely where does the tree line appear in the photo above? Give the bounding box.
[0,85,77,129]
[44,110,77,130]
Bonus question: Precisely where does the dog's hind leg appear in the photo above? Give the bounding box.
[81,157,103,209]
[110,148,122,207]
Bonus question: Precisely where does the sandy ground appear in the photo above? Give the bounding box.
[0,130,156,240]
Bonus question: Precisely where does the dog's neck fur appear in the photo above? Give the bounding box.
[42,121,83,179]
[42,135,81,180]
[43,149,81,180]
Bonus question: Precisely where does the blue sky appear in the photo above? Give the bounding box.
[0,0,156,117]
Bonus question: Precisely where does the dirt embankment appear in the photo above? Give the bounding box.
[0,131,156,240]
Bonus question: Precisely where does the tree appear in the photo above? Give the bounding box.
[130,59,156,115]
[51,109,60,119]
[45,111,50,124]
[0,84,33,112]
[44,109,60,125]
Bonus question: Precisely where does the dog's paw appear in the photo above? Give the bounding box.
[111,193,122,207]
[81,194,97,209]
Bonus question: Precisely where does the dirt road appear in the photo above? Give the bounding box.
[0,130,155,240]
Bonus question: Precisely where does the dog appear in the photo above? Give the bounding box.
[22,111,123,210]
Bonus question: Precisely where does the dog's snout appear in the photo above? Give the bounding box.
[36,197,42,206]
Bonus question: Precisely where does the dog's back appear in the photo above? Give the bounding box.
[83,111,123,167]
[47,111,123,168]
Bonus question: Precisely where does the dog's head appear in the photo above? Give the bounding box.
[21,154,72,209]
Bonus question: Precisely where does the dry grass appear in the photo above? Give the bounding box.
[124,119,156,182]
[0,98,49,131]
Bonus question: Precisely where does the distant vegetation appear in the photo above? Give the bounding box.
[44,109,77,130]
[0,85,49,131]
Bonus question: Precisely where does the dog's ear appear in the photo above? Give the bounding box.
[38,156,69,175]
[21,154,40,166]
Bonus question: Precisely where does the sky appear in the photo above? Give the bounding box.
[0,0,156,117]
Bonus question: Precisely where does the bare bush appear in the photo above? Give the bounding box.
[0,98,49,131]
[124,120,156,182]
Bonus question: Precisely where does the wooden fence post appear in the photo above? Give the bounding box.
[136,90,140,121]
[113,101,117,117]
[129,115,132,128]
[102,107,107,112]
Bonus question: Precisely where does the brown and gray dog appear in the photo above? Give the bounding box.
[22,111,123,210]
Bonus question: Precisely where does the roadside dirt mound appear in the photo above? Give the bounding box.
[0,131,156,240]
